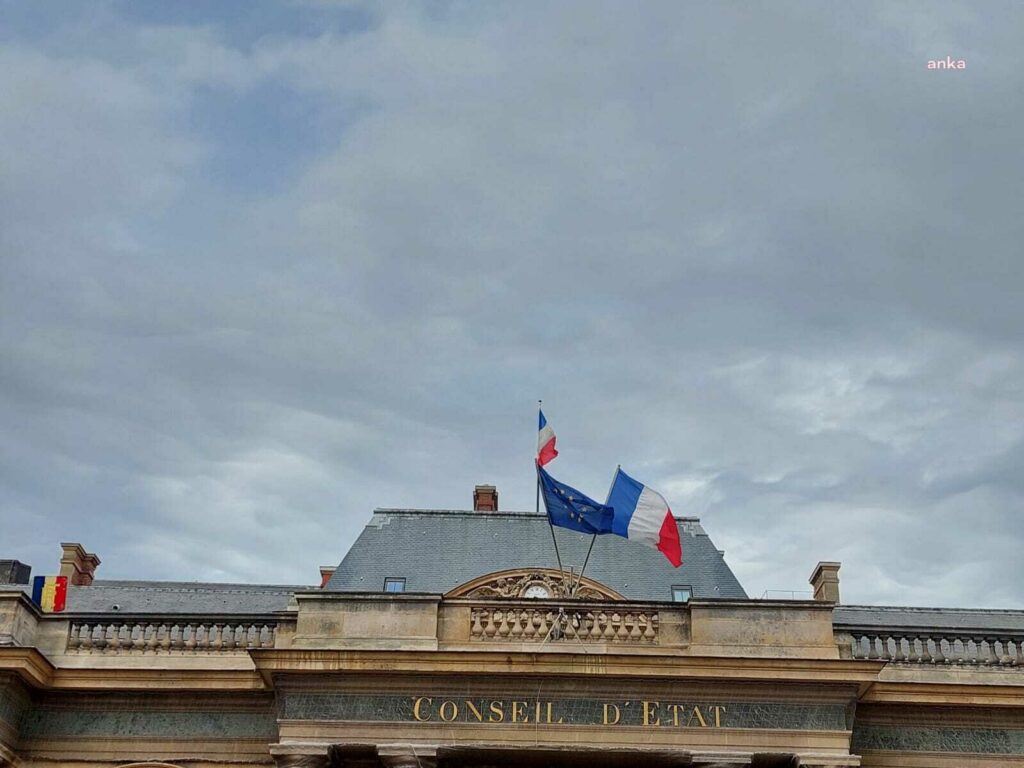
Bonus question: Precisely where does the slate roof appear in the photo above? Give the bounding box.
[834,605,1024,632]
[56,581,305,614]
[326,509,748,600]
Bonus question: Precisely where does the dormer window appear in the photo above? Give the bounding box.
[671,585,692,603]
[384,577,406,593]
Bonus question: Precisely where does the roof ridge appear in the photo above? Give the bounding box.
[839,604,1024,615]
[372,508,702,522]
[87,580,305,592]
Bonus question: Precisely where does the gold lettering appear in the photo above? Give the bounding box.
[413,697,432,722]
[666,703,683,727]
[511,701,528,723]
[602,703,621,725]
[686,706,708,728]
[439,700,458,722]
[642,701,661,726]
[535,701,542,723]
[488,700,504,723]
[464,700,483,722]
[546,701,563,724]
[711,705,726,727]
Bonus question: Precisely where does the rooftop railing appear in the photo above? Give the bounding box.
[64,615,280,653]
[836,628,1022,666]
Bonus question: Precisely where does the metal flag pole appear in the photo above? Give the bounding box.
[572,465,619,596]
[537,400,567,596]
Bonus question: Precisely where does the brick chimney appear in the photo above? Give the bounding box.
[473,484,498,512]
[59,543,101,586]
[319,566,336,588]
[809,561,841,603]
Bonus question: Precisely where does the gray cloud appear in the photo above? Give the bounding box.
[1,1,1022,607]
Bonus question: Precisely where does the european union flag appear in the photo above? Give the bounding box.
[538,464,615,535]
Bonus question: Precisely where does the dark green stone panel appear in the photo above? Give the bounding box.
[282,692,848,731]
[853,724,1024,755]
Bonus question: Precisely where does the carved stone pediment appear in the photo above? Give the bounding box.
[445,568,624,600]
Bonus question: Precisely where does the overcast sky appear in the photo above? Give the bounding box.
[2,1,1022,608]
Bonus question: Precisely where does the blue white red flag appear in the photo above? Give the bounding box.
[607,468,683,567]
[537,409,558,466]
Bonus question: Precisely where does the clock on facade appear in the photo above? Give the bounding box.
[521,584,552,599]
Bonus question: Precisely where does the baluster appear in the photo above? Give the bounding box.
[93,622,108,652]
[614,613,628,641]
[866,634,880,660]
[82,622,96,652]
[471,610,483,639]
[931,636,946,664]
[922,635,937,663]
[211,623,224,650]
[167,624,180,651]
[495,611,511,639]
[628,614,642,642]
[182,624,196,651]
[892,635,907,662]
[982,636,997,665]
[996,637,1011,666]
[130,624,144,652]
[157,624,170,652]
[521,611,536,639]
[67,622,81,651]
[966,636,980,665]
[107,624,121,652]
[583,611,596,641]
[197,624,211,650]
[144,623,158,652]
[510,611,523,639]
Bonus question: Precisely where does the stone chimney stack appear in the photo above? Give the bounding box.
[59,543,101,586]
[809,561,841,603]
[473,484,498,512]
[0,560,31,585]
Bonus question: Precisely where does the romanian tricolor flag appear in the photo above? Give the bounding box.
[32,575,68,613]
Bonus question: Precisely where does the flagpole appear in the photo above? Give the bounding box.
[537,400,567,596]
[572,464,619,596]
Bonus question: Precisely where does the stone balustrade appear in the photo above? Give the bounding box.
[469,605,659,643]
[65,616,277,653]
[838,629,1022,666]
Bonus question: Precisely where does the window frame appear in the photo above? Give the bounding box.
[671,585,692,604]
[383,577,407,593]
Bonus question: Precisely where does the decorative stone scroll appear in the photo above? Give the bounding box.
[446,568,625,600]
[469,606,658,643]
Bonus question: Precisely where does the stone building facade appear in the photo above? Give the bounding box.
[1,489,1022,767]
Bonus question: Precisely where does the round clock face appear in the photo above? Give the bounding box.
[522,584,551,599]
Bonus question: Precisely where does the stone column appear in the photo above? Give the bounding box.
[377,744,439,768]
[691,752,752,766]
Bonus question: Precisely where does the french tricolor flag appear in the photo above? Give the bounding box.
[607,468,683,567]
[537,409,558,466]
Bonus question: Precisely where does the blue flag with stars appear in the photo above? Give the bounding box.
[538,464,615,535]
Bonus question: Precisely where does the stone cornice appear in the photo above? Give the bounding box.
[251,648,885,687]
[0,646,54,688]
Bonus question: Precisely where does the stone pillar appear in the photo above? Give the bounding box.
[809,561,841,603]
[377,744,439,768]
